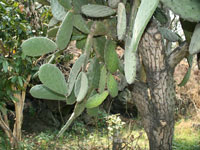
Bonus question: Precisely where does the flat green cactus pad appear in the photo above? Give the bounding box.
[81,4,116,18]
[56,12,73,50]
[107,73,118,98]
[74,72,88,102]
[104,40,119,73]
[117,2,126,40]
[161,0,200,22]
[39,64,68,95]
[30,84,66,100]
[85,91,109,108]
[22,37,57,57]
[68,54,86,96]
[189,24,200,55]
[50,0,66,21]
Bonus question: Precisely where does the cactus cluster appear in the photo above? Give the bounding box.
[22,0,163,136]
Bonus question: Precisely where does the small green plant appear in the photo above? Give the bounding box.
[106,114,126,138]
[106,114,126,149]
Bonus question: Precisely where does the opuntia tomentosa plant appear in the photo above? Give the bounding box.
[21,0,200,143]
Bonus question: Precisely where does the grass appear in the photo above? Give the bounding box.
[0,116,199,150]
[173,118,200,150]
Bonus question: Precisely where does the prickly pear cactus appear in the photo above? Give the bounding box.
[50,0,66,21]
[39,64,68,95]
[30,84,66,100]
[117,2,126,40]
[22,37,57,56]
[85,91,109,108]
[81,4,116,17]
[56,12,73,50]
[160,0,200,22]
[22,0,164,137]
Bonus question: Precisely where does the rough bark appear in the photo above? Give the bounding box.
[130,20,188,150]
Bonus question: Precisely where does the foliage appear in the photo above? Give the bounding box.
[0,0,51,148]
[21,0,200,140]
[0,0,50,104]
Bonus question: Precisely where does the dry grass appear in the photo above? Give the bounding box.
[174,59,200,115]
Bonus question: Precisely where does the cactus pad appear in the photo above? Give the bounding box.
[50,0,66,21]
[107,73,118,98]
[22,37,57,57]
[81,4,116,18]
[39,64,68,95]
[73,14,90,34]
[68,54,86,96]
[75,72,88,102]
[85,91,109,108]
[30,84,66,100]
[56,12,73,50]
[104,40,119,73]
[189,24,200,55]
[160,0,200,22]
[117,2,126,40]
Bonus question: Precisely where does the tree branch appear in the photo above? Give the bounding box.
[168,41,189,68]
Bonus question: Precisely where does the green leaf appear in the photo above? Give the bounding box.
[30,84,66,100]
[56,12,73,50]
[73,14,90,34]
[50,0,67,21]
[189,23,200,55]
[107,73,118,97]
[117,2,126,40]
[2,60,8,73]
[75,72,88,102]
[11,76,18,83]
[104,39,119,73]
[39,64,68,95]
[68,54,86,96]
[18,76,23,87]
[125,0,159,84]
[85,91,109,108]
[81,4,116,18]
[22,37,57,57]
[98,65,107,93]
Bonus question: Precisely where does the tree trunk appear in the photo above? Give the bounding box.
[130,20,185,150]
